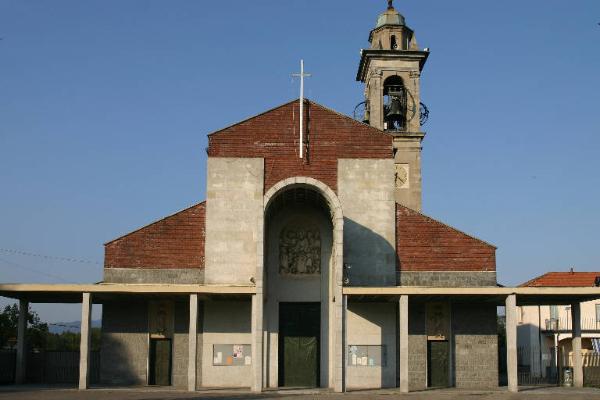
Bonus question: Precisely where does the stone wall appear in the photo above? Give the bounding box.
[338,159,396,286]
[172,301,189,388]
[399,271,497,287]
[452,303,499,389]
[104,268,204,284]
[408,302,427,390]
[100,301,148,386]
[204,157,264,285]
[346,302,397,389]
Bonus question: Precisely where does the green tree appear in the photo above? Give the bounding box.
[45,328,102,351]
[0,303,49,350]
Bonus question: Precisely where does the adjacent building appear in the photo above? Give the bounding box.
[517,271,600,381]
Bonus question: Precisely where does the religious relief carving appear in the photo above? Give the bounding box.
[279,225,321,275]
[426,302,450,341]
[148,301,174,339]
[395,163,409,189]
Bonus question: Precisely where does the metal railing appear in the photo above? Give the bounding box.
[544,317,600,332]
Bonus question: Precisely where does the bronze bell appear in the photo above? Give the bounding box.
[386,95,405,119]
[385,91,407,130]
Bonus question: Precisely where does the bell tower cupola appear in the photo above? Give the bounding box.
[356,0,429,133]
[356,0,430,211]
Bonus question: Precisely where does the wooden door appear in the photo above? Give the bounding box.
[427,340,449,388]
[149,338,172,386]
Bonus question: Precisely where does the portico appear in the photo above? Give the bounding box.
[2,283,599,393]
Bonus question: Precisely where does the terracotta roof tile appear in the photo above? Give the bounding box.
[520,272,600,287]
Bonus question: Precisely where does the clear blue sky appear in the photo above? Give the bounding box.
[1,0,599,322]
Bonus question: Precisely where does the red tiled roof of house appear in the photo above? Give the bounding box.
[520,271,600,287]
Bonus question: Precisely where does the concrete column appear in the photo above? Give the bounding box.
[188,293,198,391]
[15,299,28,384]
[333,267,345,392]
[251,293,263,392]
[571,302,583,388]
[78,293,92,390]
[505,294,518,393]
[341,295,347,392]
[399,295,409,393]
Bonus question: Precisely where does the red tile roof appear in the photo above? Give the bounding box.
[520,272,600,287]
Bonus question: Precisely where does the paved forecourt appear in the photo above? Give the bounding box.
[2,387,600,400]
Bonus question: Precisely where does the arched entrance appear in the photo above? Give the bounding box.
[260,178,344,390]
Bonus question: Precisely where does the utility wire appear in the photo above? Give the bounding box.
[0,248,101,265]
[0,256,70,283]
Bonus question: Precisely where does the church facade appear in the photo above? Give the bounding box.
[100,2,499,391]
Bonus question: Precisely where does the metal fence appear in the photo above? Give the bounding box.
[0,351,16,384]
[517,346,558,385]
[0,351,100,385]
[584,353,600,387]
[516,346,600,387]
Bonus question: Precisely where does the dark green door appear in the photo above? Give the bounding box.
[149,338,172,386]
[279,303,320,387]
[427,340,449,388]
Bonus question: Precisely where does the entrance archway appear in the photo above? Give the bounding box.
[260,178,344,390]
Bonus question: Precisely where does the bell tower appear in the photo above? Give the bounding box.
[356,0,429,211]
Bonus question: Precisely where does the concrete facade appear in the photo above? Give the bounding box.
[201,300,252,388]
[346,302,397,389]
[393,136,424,211]
[100,301,149,386]
[338,159,396,287]
[204,157,264,285]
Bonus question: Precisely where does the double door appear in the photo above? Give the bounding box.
[278,302,320,387]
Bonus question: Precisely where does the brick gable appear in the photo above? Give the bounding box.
[104,202,205,269]
[396,204,496,272]
[207,100,393,193]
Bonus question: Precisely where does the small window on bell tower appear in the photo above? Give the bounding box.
[390,35,398,50]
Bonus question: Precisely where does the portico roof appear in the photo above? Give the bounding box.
[343,286,600,306]
[0,283,255,303]
[1,282,600,306]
